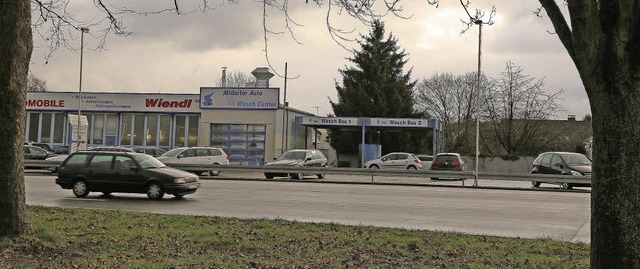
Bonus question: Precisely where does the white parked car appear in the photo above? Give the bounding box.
[156,147,229,176]
[364,152,423,170]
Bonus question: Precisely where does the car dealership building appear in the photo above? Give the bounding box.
[25,68,444,166]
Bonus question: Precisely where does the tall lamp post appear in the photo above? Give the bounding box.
[76,27,89,153]
[473,19,482,187]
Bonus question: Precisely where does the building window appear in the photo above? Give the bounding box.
[120,113,133,146]
[210,124,266,165]
[159,115,171,148]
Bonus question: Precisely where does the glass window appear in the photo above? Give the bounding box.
[114,156,135,170]
[196,149,210,157]
[120,114,133,146]
[146,115,158,146]
[134,114,145,145]
[28,113,39,142]
[159,115,171,147]
[188,115,199,146]
[174,115,186,147]
[53,113,64,143]
[64,154,90,166]
[41,113,52,143]
[541,154,553,165]
[208,149,222,156]
[88,155,113,170]
[92,114,104,144]
[105,114,118,146]
[181,149,196,157]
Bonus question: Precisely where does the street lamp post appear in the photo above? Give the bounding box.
[473,20,482,187]
[77,27,89,153]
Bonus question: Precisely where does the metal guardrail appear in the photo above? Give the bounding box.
[24,159,591,185]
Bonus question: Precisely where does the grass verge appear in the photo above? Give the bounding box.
[1,206,588,268]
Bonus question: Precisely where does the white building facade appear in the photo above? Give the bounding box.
[25,89,314,165]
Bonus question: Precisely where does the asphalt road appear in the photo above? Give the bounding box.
[25,173,591,243]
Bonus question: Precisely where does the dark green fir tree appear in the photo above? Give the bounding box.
[329,20,426,155]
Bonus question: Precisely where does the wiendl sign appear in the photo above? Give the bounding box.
[26,92,200,113]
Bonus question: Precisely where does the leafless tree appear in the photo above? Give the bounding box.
[27,73,48,92]
[414,72,488,154]
[214,69,254,87]
[482,61,563,156]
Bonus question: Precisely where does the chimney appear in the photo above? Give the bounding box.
[221,67,227,87]
[251,67,274,88]
[568,114,576,121]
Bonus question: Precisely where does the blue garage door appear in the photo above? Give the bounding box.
[210,124,266,165]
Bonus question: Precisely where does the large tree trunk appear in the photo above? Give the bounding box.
[540,0,640,266]
[588,53,640,268]
[0,0,33,236]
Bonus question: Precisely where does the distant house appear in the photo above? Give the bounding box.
[477,114,593,157]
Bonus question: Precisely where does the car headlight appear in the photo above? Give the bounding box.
[570,170,582,176]
[174,177,187,183]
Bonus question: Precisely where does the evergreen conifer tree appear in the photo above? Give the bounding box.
[329,20,424,155]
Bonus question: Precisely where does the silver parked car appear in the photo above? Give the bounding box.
[429,153,466,180]
[156,147,229,176]
[364,152,423,170]
[264,149,328,179]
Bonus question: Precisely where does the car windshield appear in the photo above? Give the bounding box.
[276,151,307,161]
[161,148,184,157]
[560,153,592,166]
[132,154,166,169]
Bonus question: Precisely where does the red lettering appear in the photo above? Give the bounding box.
[145,99,160,107]
[26,99,65,107]
[144,98,192,108]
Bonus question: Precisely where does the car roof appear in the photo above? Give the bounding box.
[73,151,146,156]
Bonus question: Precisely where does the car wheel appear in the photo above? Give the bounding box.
[265,173,274,179]
[102,191,112,196]
[407,166,417,170]
[209,170,220,176]
[292,173,304,180]
[146,183,165,200]
[72,181,89,198]
[560,182,572,190]
[317,174,325,179]
[369,164,379,169]
[531,181,541,187]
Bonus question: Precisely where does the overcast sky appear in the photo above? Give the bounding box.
[29,0,589,120]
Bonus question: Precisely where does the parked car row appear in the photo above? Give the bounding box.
[362,152,467,180]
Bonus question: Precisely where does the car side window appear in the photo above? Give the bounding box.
[209,149,221,156]
[65,154,90,166]
[550,154,561,166]
[397,154,408,160]
[541,154,553,165]
[88,155,114,169]
[23,146,31,154]
[114,156,136,170]
[181,149,196,157]
[196,149,210,157]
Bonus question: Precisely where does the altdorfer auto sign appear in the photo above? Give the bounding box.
[199,87,279,110]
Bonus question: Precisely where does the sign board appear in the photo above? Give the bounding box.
[200,87,279,110]
[369,118,429,127]
[300,116,359,126]
[26,92,200,113]
[68,114,88,152]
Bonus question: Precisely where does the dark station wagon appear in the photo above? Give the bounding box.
[55,151,200,200]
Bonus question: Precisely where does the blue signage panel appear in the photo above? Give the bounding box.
[299,116,360,126]
[369,118,430,128]
[200,87,280,110]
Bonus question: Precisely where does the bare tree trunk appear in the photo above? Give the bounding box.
[0,0,33,236]
[588,63,640,268]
